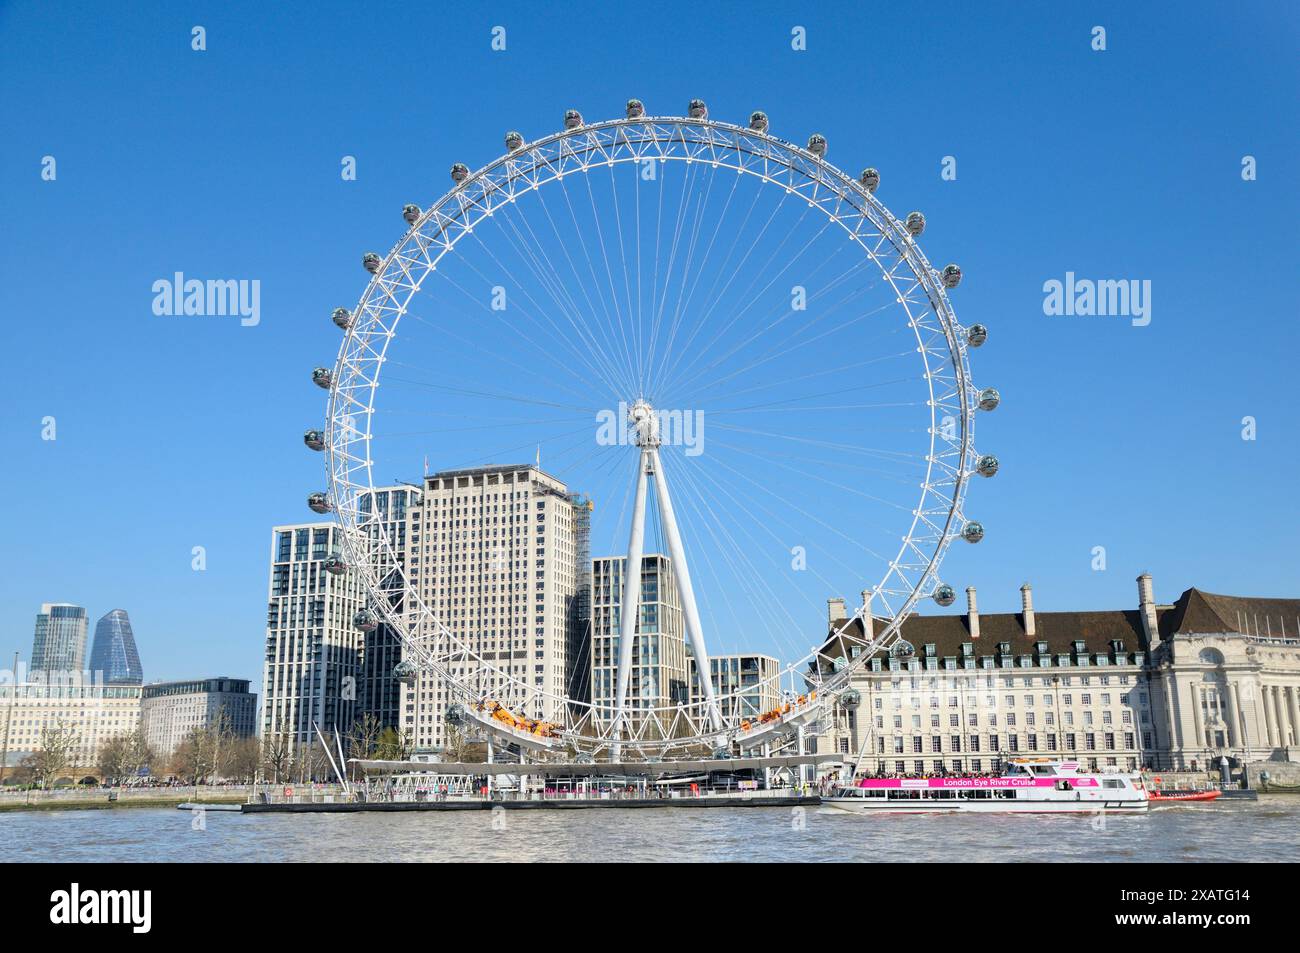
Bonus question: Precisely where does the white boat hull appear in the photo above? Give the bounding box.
[822,797,1149,815]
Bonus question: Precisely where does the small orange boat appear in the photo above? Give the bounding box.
[1149,789,1221,802]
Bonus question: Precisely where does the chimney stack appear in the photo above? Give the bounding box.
[828,597,847,624]
[1020,582,1036,637]
[1137,572,1159,645]
[966,586,980,640]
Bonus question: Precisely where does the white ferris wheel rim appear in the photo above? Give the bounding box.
[321,110,983,755]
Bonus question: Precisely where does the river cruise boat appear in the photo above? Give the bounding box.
[824,758,1149,814]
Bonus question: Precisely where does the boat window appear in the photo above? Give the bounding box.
[1030,765,1056,776]
[1102,778,1124,789]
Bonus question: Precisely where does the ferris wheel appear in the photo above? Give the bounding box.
[305,100,1000,761]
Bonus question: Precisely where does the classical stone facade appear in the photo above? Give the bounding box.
[1145,581,1300,771]
[816,575,1300,775]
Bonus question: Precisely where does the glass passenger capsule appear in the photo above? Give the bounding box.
[966,323,988,347]
[303,430,325,451]
[840,688,862,709]
[905,212,926,236]
[859,168,880,193]
[394,660,418,684]
[307,492,331,514]
[332,307,352,331]
[445,701,466,724]
[323,551,347,574]
[563,109,583,129]
[450,163,469,183]
[976,454,1000,478]
[941,264,963,289]
[402,203,421,225]
[978,387,1000,411]
[892,640,916,661]
[748,111,769,132]
[311,367,332,389]
[626,99,645,119]
[504,130,524,152]
[807,133,827,157]
[688,98,708,119]
[934,583,957,607]
[962,521,985,544]
[353,609,378,632]
[362,252,382,274]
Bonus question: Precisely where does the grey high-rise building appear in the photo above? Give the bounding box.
[89,609,144,685]
[358,486,417,733]
[31,603,88,675]
[262,487,413,758]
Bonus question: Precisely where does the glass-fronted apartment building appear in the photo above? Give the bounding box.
[590,553,688,732]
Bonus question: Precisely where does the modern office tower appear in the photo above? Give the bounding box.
[88,609,144,685]
[691,653,782,723]
[31,603,88,675]
[402,465,588,751]
[590,553,688,734]
[261,521,366,759]
[140,677,256,756]
[357,486,417,732]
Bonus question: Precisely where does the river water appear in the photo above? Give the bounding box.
[6,797,1297,862]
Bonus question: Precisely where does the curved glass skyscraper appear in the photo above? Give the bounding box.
[89,609,144,685]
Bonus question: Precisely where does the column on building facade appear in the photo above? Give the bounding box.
[1227,681,1244,750]
[1262,683,1278,748]
[1272,685,1290,748]
[1161,672,1181,756]
[1188,681,1205,754]
[1284,686,1294,748]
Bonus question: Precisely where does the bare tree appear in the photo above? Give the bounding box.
[96,728,155,785]
[441,724,485,763]
[347,713,384,762]
[222,736,260,781]
[261,734,292,784]
[23,719,81,789]
[171,726,219,784]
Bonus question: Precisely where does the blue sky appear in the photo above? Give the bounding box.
[1,0,1297,688]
